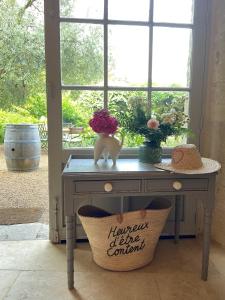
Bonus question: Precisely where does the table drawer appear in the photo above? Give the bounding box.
[74,180,141,194]
[145,178,208,192]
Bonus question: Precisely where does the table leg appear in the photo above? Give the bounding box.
[120,196,124,213]
[66,215,75,289]
[201,175,216,281]
[174,196,182,244]
[201,208,212,281]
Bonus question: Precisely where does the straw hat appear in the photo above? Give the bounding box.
[154,144,221,174]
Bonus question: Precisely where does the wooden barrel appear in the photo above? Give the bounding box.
[4,124,41,171]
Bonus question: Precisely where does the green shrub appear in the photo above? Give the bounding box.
[0,109,38,143]
[62,93,86,126]
[24,93,47,119]
[61,90,187,147]
[0,90,187,147]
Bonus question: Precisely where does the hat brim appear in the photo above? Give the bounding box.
[154,157,221,174]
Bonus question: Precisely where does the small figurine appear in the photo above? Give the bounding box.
[94,133,123,165]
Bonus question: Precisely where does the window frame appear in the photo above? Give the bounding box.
[53,0,211,155]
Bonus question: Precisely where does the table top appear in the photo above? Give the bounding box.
[62,156,210,179]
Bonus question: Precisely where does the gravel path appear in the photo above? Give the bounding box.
[0,145,49,224]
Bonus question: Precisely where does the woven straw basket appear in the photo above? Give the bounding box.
[78,198,171,271]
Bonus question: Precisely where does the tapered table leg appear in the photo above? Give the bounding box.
[174,196,182,244]
[201,175,216,281]
[201,208,212,281]
[66,215,75,289]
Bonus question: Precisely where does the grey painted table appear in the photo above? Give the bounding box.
[62,157,216,289]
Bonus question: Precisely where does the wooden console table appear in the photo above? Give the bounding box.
[63,157,216,289]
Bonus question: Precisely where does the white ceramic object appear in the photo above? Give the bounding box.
[172,181,183,190]
[94,134,123,165]
[104,183,113,192]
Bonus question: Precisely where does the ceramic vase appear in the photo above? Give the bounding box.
[94,133,123,165]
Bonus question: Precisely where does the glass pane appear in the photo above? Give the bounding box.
[62,90,104,148]
[152,27,192,87]
[109,26,149,86]
[154,0,194,24]
[60,23,104,86]
[108,0,149,21]
[151,91,189,147]
[60,0,104,19]
[108,91,147,147]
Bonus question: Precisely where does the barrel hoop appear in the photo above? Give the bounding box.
[5,124,38,127]
[4,140,40,143]
[5,156,40,160]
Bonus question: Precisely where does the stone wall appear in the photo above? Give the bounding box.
[200,0,225,246]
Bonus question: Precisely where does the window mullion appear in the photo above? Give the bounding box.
[104,0,108,109]
[147,0,154,112]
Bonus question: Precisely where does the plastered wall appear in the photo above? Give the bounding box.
[200,0,225,246]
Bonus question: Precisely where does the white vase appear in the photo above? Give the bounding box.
[94,133,123,165]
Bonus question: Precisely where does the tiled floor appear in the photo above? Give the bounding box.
[1,238,225,300]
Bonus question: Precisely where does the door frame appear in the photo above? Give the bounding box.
[45,0,63,242]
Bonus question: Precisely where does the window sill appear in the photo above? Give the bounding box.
[62,146,174,161]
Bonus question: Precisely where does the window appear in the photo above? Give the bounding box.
[57,0,206,150]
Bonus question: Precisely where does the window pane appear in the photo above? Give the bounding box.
[60,23,104,86]
[151,91,189,147]
[108,91,147,147]
[62,90,104,148]
[60,0,104,19]
[108,0,149,21]
[109,26,149,87]
[152,27,192,87]
[154,0,194,24]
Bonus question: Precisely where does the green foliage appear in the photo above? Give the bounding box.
[60,23,103,86]
[0,0,45,108]
[0,0,103,110]
[116,98,189,147]
[0,1,191,149]
[152,91,188,115]
[109,92,146,133]
[0,109,38,143]
[60,0,75,16]
[108,92,190,148]
[61,90,189,147]
[0,88,189,147]
[62,94,86,126]
[77,90,104,112]
[24,93,47,119]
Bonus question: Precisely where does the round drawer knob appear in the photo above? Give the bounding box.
[104,183,113,192]
[173,181,182,190]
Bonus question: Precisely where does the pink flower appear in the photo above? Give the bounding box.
[147,118,159,130]
[89,109,118,135]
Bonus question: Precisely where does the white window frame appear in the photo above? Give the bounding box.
[58,0,211,157]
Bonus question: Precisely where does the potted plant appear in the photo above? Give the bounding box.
[117,97,190,163]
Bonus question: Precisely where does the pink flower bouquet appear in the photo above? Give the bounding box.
[89,109,118,135]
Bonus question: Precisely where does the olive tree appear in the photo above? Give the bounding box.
[0,0,103,109]
[0,0,44,108]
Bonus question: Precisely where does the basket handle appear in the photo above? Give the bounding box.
[116,214,123,224]
[140,209,147,218]
[116,209,147,224]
